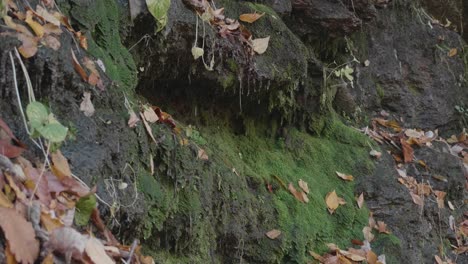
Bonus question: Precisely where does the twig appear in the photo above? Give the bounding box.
[29,144,50,204]
[125,239,139,263]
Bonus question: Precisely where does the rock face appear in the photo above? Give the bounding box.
[0,0,467,263]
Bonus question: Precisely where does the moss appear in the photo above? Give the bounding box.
[407,83,421,95]
[372,233,402,264]
[67,0,138,93]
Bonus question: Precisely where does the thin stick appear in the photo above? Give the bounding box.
[29,144,50,204]
[9,51,32,135]
[14,48,35,103]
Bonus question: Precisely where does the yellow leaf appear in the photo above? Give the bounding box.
[25,10,44,38]
[336,171,354,181]
[40,212,64,232]
[239,12,265,23]
[325,190,340,214]
[448,48,457,57]
[0,190,13,208]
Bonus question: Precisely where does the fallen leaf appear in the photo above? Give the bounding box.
[336,171,354,181]
[0,189,13,208]
[139,112,157,144]
[43,35,61,50]
[340,249,366,262]
[43,23,63,35]
[80,92,95,117]
[85,237,115,264]
[377,221,390,234]
[325,190,340,214]
[367,250,378,264]
[252,36,270,55]
[448,201,455,210]
[17,33,38,58]
[448,48,457,57]
[338,255,353,264]
[76,31,88,50]
[35,5,60,26]
[127,110,140,128]
[198,148,209,160]
[369,149,382,159]
[71,49,88,82]
[362,226,375,242]
[48,227,87,261]
[309,251,325,262]
[297,179,309,194]
[5,243,16,264]
[400,138,414,163]
[40,211,64,231]
[432,174,448,182]
[3,16,33,36]
[410,192,424,207]
[143,107,159,123]
[41,253,54,264]
[356,193,364,209]
[25,10,44,38]
[0,207,39,264]
[435,255,443,264]
[51,150,72,180]
[434,190,446,209]
[288,183,307,203]
[265,229,281,239]
[239,12,264,23]
[5,173,27,202]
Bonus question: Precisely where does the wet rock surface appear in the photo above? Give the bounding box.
[0,0,467,263]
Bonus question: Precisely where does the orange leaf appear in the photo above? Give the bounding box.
[17,33,38,58]
[448,48,457,57]
[25,10,44,38]
[51,150,72,180]
[400,138,414,163]
[288,183,307,203]
[0,208,40,264]
[336,171,354,181]
[239,12,265,23]
[40,211,64,232]
[71,49,88,82]
[367,250,378,264]
[265,229,281,239]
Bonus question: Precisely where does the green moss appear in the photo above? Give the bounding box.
[373,233,402,264]
[68,0,138,93]
[407,83,421,95]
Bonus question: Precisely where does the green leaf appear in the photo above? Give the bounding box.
[343,66,354,82]
[26,102,49,129]
[36,123,68,143]
[191,47,204,60]
[74,194,96,226]
[145,0,171,31]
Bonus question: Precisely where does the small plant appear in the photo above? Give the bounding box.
[26,101,68,144]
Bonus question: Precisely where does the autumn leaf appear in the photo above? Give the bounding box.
[139,112,157,144]
[369,149,382,159]
[76,31,88,50]
[198,148,209,160]
[288,183,308,203]
[0,208,39,264]
[143,107,159,123]
[309,251,325,262]
[35,5,60,26]
[17,33,38,58]
[410,192,423,207]
[298,179,309,194]
[367,250,378,264]
[71,49,88,82]
[325,190,341,214]
[51,150,72,180]
[336,171,354,181]
[80,91,95,117]
[3,16,33,36]
[252,36,270,55]
[265,229,281,239]
[85,237,115,264]
[40,211,64,231]
[48,227,87,261]
[356,193,364,209]
[43,35,61,50]
[434,190,446,209]
[376,221,390,234]
[362,226,375,242]
[25,10,44,38]
[239,12,264,23]
[400,138,414,163]
[127,110,140,128]
[0,189,13,208]
[340,249,366,262]
[448,48,457,57]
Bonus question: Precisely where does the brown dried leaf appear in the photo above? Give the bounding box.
[43,23,63,35]
[400,138,414,163]
[139,112,157,144]
[309,251,325,262]
[265,229,281,239]
[410,192,424,207]
[43,35,61,50]
[325,190,340,214]
[85,237,115,264]
[377,221,390,234]
[239,12,265,23]
[362,226,375,242]
[367,250,378,264]
[3,16,33,36]
[17,33,38,58]
[51,150,72,180]
[79,91,95,117]
[356,193,364,209]
[0,208,39,264]
[298,179,309,194]
[48,227,87,261]
[127,110,140,128]
[5,243,16,264]
[35,5,60,26]
[71,49,88,82]
[143,107,159,123]
[198,148,209,160]
[336,171,354,181]
[41,211,64,232]
[5,173,27,202]
[288,183,306,203]
[340,249,366,262]
[0,189,13,208]
[252,36,270,55]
